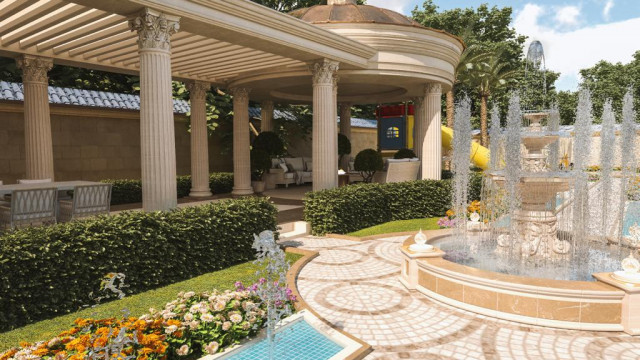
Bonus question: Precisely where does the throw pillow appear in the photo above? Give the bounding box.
[279,163,288,172]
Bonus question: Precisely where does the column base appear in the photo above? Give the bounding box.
[232,187,254,196]
[189,188,213,198]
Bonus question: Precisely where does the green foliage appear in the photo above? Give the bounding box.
[0,197,278,331]
[103,173,234,205]
[304,173,484,235]
[338,133,352,162]
[250,148,272,181]
[0,254,302,350]
[348,218,441,237]
[580,51,640,122]
[393,148,416,159]
[253,131,285,157]
[557,91,579,125]
[354,149,384,183]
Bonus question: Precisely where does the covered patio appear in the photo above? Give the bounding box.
[0,0,463,211]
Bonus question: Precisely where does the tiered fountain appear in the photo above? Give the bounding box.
[400,90,640,335]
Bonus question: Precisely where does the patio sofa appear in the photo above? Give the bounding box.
[267,157,312,188]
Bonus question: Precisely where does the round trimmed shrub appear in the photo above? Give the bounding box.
[338,133,352,160]
[252,131,285,157]
[251,148,272,181]
[393,148,416,159]
[354,148,384,183]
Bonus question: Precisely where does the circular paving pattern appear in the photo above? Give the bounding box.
[293,235,640,359]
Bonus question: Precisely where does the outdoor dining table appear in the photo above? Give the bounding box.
[0,181,103,196]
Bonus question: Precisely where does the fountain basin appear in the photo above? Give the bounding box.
[203,310,364,360]
[398,231,640,333]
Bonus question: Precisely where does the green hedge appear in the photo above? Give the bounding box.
[0,197,276,331]
[103,172,234,205]
[304,173,484,235]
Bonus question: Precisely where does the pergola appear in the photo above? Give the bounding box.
[0,0,462,211]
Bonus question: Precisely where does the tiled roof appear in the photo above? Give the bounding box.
[0,81,378,128]
[0,81,190,114]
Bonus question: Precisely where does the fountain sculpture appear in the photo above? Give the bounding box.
[401,87,640,334]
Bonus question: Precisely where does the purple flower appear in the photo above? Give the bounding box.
[234,281,245,291]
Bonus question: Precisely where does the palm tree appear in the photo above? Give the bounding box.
[446,43,488,129]
[461,52,517,146]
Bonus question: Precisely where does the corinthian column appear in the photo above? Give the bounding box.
[17,55,54,180]
[310,59,339,191]
[339,102,352,170]
[261,100,274,132]
[230,87,253,196]
[187,81,212,197]
[416,84,443,180]
[129,8,180,211]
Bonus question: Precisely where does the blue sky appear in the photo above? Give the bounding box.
[367,0,640,91]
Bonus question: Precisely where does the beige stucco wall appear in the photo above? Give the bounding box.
[0,102,232,184]
[284,127,377,159]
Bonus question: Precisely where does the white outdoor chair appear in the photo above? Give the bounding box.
[0,187,58,230]
[58,184,112,222]
[374,160,421,184]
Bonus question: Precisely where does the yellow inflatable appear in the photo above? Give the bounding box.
[441,126,490,170]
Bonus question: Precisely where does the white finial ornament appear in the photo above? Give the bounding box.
[613,223,640,284]
[409,228,434,253]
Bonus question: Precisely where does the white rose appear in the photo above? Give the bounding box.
[204,341,219,355]
[184,291,196,298]
[184,313,194,321]
[201,313,215,322]
[222,321,232,331]
[165,325,178,334]
[230,313,243,324]
[176,344,190,356]
[214,300,226,311]
[189,320,200,330]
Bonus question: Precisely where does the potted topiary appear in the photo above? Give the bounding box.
[253,131,285,158]
[394,148,416,159]
[338,133,352,170]
[354,148,384,183]
[250,148,272,193]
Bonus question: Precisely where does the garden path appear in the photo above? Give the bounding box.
[293,235,640,360]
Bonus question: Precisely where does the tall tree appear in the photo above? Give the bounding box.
[411,1,526,134]
[460,51,518,146]
[579,51,640,122]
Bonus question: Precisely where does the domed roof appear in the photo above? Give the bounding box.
[290,1,424,28]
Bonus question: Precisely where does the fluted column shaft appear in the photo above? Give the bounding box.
[17,55,54,180]
[311,60,339,191]
[261,100,274,132]
[187,81,212,197]
[130,9,180,211]
[422,84,443,180]
[339,102,352,170]
[231,88,253,196]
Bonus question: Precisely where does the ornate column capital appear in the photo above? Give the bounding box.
[129,8,180,51]
[426,83,442,95]
[412,96,425,107]
[309,59,340,86]
[186,81,210,101]
[16,55,53,84]
[229,87,251,102]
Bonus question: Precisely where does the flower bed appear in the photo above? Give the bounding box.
[0,282,296,360]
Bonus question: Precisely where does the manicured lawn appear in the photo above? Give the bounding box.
[0,253,302,351]
[348,218,441,237]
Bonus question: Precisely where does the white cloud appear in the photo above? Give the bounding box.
[366,0,412,14]
[514,3,640,91]
[554,5,581,27]
[603,0,614,21]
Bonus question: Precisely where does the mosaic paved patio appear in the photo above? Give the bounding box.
[291,235,640,360]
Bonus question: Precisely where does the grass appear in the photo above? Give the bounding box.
[348,217,441,237]
[0,253,303,351]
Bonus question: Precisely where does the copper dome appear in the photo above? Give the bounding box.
[289,2,424,28]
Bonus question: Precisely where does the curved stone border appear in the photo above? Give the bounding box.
[399,231,628,332]
[285,247,373,359]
